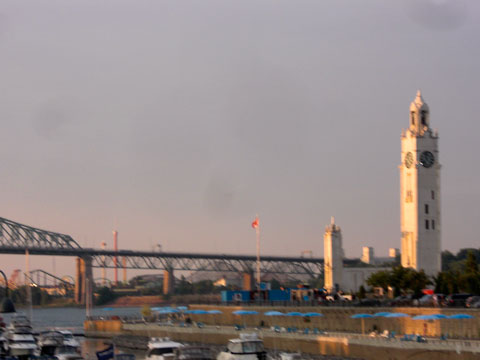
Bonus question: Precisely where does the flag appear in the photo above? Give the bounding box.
[97,345,114,360]
[251,217,259,229]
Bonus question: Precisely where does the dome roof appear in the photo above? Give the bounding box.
[410,90,429,112]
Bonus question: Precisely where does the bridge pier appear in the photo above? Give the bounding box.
[242,271,255,291]
[74,256,94,305]
[75,258,82,304]
[163,269,175,295]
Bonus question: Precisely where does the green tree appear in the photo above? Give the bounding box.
[367,266,431,297]
[95,286,116,305]
[193,280,215,294]
[465,251,479,274]
[366,270,391,291]
[358,285,367,299]
[176,276,193,295]
[459,273,480,294]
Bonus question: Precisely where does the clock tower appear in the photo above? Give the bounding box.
[400,91,441,276]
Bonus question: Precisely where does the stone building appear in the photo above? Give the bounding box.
[400,91,441,276]
[323,217,388,293]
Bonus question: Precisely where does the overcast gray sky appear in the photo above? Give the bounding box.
[0,0,479,279]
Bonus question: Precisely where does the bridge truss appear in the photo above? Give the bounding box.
[0,217,324,277]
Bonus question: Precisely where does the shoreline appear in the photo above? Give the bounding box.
[85,322,480,360]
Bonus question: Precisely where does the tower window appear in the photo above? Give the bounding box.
[405,191,413,203]
[421,110,427,125]
[411,111,415,125]
[425,220,429,230]
[432,220,435,230]
[425,204,429,214]
[431,190,435,200]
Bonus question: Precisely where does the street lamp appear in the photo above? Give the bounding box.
[0,270,15,313]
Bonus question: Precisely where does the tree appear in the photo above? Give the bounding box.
[465,251,479,274]
[95,286,116,305]
[176,276,193,295]
[358,285,367,299]
[193,280,215,294]
[366,270,391,291]
[367,266,431,297]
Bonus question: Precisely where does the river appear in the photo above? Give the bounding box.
[1,306,144,360]
[0,307,345,360]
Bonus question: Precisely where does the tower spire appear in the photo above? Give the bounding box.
[409,90,430,134]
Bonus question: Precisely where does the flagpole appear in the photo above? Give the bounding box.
[255,215,260,291]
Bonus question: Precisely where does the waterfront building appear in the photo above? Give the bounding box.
[400,91,441,276]
[361,247,375,264]
[324,218,386,293]
[389,248,400,258]
[323,217,343,293]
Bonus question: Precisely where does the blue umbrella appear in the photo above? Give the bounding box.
[303,312,323,317]
[264,311,285,316]
[177,306,188,311]
[412,315,439,320]
[155,308,180,314]
[448,314,474,319]
[232,310,258,315]
[431,314,448,319]
[232,310,258,328]
[351,313,373,334]
[286,312,304,317]
[351,314,373,319]
[373,312,391,317]
[385,313,409,318]
[191,309,208,315]
[207,310,223,314]
[184,309,207,314]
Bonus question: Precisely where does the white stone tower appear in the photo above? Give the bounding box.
[400,91,441,276]
[324,217,344,293]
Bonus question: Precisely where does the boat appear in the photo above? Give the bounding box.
[37,330,65,356]
[37,329,84,360]
[146,337,183,360]
[277,353,301,360]
[173,346,214,360]
[58,329,81,352]
[3,313,38,359]
[0,329,7,357]
[52,344,84,360]
[217,333,266,360]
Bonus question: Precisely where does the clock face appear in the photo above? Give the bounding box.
[420,151,435,168]
[405,152,414,169]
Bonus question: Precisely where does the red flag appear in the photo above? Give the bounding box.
[251,217,259,229]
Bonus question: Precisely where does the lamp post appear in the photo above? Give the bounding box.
[0,270,15,313]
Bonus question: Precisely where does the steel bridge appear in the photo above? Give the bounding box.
[0,216,324,302]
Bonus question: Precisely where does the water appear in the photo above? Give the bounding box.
[1,306,141,332]
[0,307,349,360]
[1,307,144,360]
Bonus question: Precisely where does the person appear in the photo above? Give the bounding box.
[185,316,192,325]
